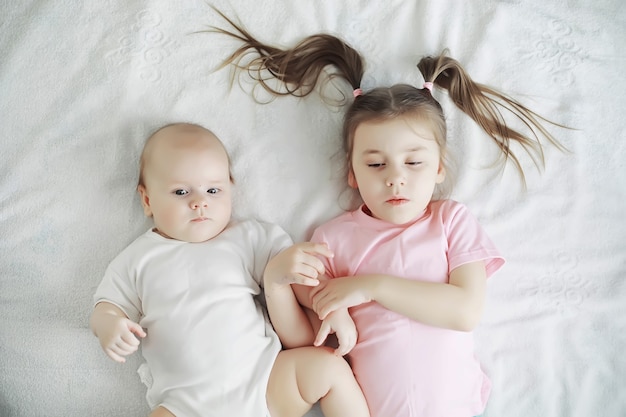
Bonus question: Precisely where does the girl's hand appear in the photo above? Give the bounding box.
[314,308,358,356]
[264,242,333,288]
[310,276,373,319]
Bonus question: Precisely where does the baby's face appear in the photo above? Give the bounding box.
[138,127,232,243]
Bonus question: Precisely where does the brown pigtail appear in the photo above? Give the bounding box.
[210,8,364,97]
[209,8,565,186]
[418,52,567,180]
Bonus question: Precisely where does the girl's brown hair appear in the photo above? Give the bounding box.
[210,10,566,186]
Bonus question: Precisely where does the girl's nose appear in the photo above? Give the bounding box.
[386,169,406,187]
[386,178,405,187]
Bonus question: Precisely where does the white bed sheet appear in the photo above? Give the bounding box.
[1,1,625,416]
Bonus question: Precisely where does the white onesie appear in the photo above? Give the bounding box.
[94,219,291,417]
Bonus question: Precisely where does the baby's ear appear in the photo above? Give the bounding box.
[348,170,358,189]
[137,185,153,217]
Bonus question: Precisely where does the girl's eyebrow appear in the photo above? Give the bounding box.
[362,146,428,155]
[407,146,428,152]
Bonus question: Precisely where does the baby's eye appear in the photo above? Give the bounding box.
[207,188,220,194]
[174,189,188,196]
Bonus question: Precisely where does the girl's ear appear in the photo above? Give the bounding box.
[435,163,446,184]
[348,169,358,188]
[137,185,153,217]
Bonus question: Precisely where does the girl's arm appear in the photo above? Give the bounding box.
[310,261,487,332]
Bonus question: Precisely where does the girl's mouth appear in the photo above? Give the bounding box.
[386,198,408,206]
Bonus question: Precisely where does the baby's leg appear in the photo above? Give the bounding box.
[148,406,176,417]
[267,346,369,417]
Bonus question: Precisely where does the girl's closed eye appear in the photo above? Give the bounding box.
[367,162,385,168]
[406,161,422,166]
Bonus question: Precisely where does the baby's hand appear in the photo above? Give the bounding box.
[314,309,357,356]
[264,242,333,287]
[95,314,146,363]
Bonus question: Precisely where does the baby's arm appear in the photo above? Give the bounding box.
[311,261,487,332]
[263,242,332,348]
[89,301,146,363]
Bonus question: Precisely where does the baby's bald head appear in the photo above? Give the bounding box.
[138,123,232,188]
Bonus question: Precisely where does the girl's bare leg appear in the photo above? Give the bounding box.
[267,346,369,417]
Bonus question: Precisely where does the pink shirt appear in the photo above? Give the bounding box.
[311,199,504,417]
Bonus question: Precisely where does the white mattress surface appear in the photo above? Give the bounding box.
[1,1,625,416]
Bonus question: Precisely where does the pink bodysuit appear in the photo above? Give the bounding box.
[311,199,504,417]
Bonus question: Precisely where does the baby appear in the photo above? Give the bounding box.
[89,123,369,417]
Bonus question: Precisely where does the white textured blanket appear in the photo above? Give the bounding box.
[1,1,625,416]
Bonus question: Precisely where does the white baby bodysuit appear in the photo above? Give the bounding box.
[94,219,291,417]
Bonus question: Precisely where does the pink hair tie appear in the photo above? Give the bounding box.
[423,82,433,92]
[353,88,363,98]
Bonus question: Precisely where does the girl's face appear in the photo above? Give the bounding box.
[349,116,445,224]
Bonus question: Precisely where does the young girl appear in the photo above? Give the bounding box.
[212,14,565,417]
[90,123,370,417]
